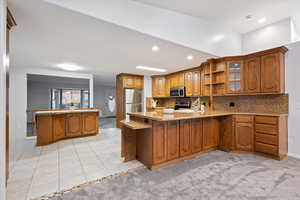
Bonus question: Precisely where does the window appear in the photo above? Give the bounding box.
[51,88,90,109]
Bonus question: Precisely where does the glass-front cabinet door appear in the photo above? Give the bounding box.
[227,61,243,94]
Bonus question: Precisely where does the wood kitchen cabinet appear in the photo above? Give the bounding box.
[122,75,143,89]
[167,121,180,160]
[185,71,201,97]
[152,76,166,98]
[203,118,219,150]
[226,61,243,94]
[82,112,99,135]
[152,121,167,164]
[52,114,65,141]
[219,116,234,152]
[261,53,284,93]
[170,73,184,88]
[36,115,53,146]
[191,118,203,153]
[235,115,254,151]
[66,113,82,137]
[244,57,261,94]
[179,119,192,157]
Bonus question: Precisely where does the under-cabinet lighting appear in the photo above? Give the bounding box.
[136,66,166,72]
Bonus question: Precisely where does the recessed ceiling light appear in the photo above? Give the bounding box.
[136,66,166,72]
[152,45,160,52]
[56,63,82,71]
[212,34,225,42]
[258,17,266,23]
[187,55,193,60]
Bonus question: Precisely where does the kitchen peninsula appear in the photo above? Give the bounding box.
[34,108,99,146]
[119,46,289,170]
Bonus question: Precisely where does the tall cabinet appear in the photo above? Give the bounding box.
[116,74,144,128]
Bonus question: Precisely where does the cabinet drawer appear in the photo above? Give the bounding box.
[255,142,278,156]
[255,133,278,146]
[235,115,253,123]
[255,116,278,125]
[255,124,278,135]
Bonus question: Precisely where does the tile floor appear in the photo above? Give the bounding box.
[6,128,142,200]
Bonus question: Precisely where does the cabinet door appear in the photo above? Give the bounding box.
[36,115,53,146]
[167,121,180,160]
[153,121,167,164]
[66,113,82,137]
[179,120,192,157]
[134,77,143,89]
[123,76,134,88]
[177,73,185,87]
[191,118,203,153]
[227,61,243,94]
[170,74,177,88]
[219,116,233,152]
[82,112,99,135]
[184,72,193,97]
[52,114,65,141]
[203,118,219,150]
[193,71,201,96]
[235,122,254,151]
[152,77,165,97]
[165,77,171,97]
[261,53,281,93]
[244,57,261,93]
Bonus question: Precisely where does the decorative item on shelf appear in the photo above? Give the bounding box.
[152,99,158,108]
[69,102,76,110]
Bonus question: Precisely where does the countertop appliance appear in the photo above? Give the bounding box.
[124,89,143,119]
[170,87,185,97]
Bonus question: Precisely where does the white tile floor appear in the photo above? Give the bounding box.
[6,128,143,200]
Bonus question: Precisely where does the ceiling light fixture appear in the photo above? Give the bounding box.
[187,55,193,60]
[136,66,166,72]
[258,17,266,23]
[212,34,225,42]
[152,45,160,52]
[56,63,82,71]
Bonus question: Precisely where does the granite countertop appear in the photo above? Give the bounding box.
[129,111,288,121]
[34,109,100,115]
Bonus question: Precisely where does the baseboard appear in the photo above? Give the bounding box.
[288,152,300,159]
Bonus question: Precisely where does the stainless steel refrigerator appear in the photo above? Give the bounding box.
[124,89,143,120]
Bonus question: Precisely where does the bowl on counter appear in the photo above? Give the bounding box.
[163,108,175,114]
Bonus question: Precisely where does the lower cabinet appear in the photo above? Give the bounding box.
[66,113,82,137]
[36,115,53,146]
[191,118,203,153]
[82,112,99,135]
[179,120,193,157]
[153,121,167,164]
[203,118,220,150]
[235,115,254,151]
[166,121,180,160]
[219,116,234,152]
[52,114,65,141]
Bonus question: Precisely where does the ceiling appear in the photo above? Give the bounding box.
[132,0,300,33]
[9,0,213,86]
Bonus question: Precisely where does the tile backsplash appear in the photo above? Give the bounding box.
[213,94,289,114]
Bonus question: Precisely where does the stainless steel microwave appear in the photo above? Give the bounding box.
[170,87,185,97]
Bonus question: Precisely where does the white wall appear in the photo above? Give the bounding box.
[0,1,7,199]
[285,41,300,158]
[93,84,116,117]
[143,76,152,112]
[10,67,94,161]
[46,0,242,57]
[242,18,293,54]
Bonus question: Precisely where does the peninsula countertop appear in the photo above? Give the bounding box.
[32,108,100,115]
[128,111,288,121]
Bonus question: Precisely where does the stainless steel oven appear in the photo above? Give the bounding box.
[170,87,185,97]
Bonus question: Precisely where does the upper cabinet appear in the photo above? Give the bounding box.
[152,76,167,98]
[184,70,201,97]
[122,75,143,89]
[244,57,261,94]
[261,52,284,93]
[150,46,287,98]
[226,61,243,94]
